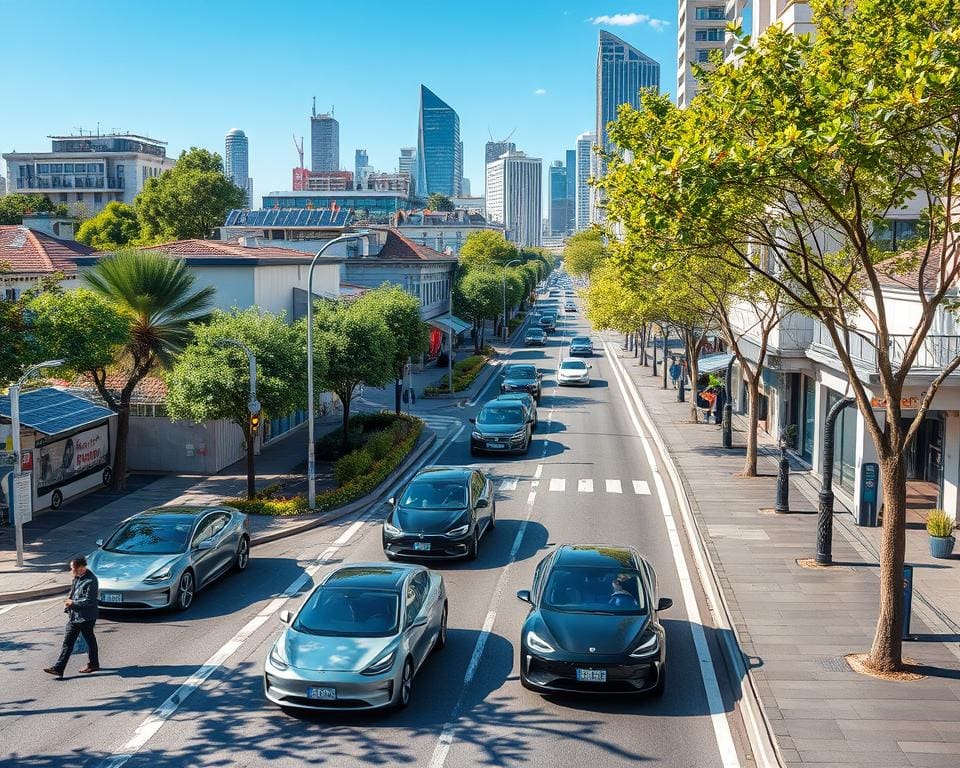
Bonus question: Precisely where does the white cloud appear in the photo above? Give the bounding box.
[534,88,547,96]
[589,13,670,30]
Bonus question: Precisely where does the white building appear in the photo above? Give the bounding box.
[678,2,732,108]
[4,133,175,216]
[393,209,504,256]
[575,132,596,232]
[485,150,542,248]
[225,129,252,209]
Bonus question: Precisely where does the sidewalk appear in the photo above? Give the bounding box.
[618,348,960,768]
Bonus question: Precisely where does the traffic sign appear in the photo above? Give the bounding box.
[13,472,32,525]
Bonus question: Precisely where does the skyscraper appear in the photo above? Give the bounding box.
[485,150,542,248]
[310,102,339,173]
[417,85,462,197]
[565,148,577,234]
[225,129,252,208]
[575,132,596,232]
[355,149,368,184]
[594,30,659,222]
[485,140,516,166]
[549,161,573,237]
[677,2,732,107]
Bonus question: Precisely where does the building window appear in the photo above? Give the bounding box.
[76,193,83,201]
[4,288,17,301]
[59,193,68,202]
[696,49,712,63]
[695,28,725,42]
[873,219,928,251]
[94,193,103,205]
[695,7,725,20]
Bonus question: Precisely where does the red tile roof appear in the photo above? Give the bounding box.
[0,226,93,274]
[140,238,314,259]
[69,373,168,405]
[875,242,952,293]
[374,228,456,261]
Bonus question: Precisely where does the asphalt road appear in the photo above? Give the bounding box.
[0,289,750,768]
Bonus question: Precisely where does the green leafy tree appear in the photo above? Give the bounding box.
[0,194,68,225]
[76,202,141,250]
[455,268,502,352]
[563,230,608,277]
[135,148,245,242]
[357,284,429,414]
[458,230,519,270]
[312,299,396,448]
[166,309,308,499]
[426,193,455,212]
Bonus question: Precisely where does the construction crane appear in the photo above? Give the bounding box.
[293,135,304,168]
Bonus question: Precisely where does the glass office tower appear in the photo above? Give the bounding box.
[416,85,462,197]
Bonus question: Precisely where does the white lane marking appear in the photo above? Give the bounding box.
[604,338,740,768]
[578,479,594,493]
[499,478,518,492]
[429,486,537,768]
[549,478,566,492]
[533,464,543,479]
[605,479,622,494]
[633,480,651,495]
[0,604,16,615]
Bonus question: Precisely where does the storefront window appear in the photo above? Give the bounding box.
[826,389,857,493]
[802,376,815,463]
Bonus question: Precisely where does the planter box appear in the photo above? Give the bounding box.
[929,534,956,559]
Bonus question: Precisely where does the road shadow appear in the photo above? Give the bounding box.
[438,520,548,572]
[544,394,599,410]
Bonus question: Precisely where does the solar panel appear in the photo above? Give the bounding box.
[0,388,115,436]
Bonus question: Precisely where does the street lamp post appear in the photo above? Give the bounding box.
[307,232,369,510]
[502,259,522,342]
[816,397,854,564]
[10,359,64,568]
[214,339,259,500]
[722,355,736,449]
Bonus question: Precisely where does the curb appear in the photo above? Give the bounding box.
[0,430,438,605]
[608,346,784,768]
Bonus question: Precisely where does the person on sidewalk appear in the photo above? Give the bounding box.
[44,556,100,679]
[669,359,681,389]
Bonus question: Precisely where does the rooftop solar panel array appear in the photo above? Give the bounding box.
[224,209,352,228]
[0,388,115,436]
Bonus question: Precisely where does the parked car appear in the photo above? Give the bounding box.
[470,399,533,456]
[525,328,547,346]
[382,466,495,561]
[569,336,594,356]
[88,506,250,612]
[265,563,447,711]
[516,544,671,695]
[557,359,592,386]
[500,363,543,400]
[564,301,577,313]
[497,391,538,430]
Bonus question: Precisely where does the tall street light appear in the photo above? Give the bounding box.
[502,258,522,342]
[10,359,64,568]
[307,232,369,510]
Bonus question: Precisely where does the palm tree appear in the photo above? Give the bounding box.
[84,250,215,489]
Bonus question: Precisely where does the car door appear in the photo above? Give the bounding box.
[530,553,553,608]
[190,513,228,586]
[404,572,431,670]
[206,511,235,578]
[471,471,489,531]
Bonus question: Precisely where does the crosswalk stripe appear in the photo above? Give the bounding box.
[499,478,518,492]
[549,478,566,492]
[578,479,593,493]
[633,480,651,495]
[606,479,622,494]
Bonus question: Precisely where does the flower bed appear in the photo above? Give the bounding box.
[423,354,488,396]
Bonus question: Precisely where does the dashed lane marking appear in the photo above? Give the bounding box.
[633,480,651,495]
[578,479,594,493]
[605,479,623,494]
[549,478,566,492]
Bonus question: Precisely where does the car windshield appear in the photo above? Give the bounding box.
[505,366,537,379]
[560,360,587,370]
[400,479,467,509]
[572,337,590,344]
[103,517,193,555]
[294,587,400,637]
[543,567,648,615]
[478,406,524,425]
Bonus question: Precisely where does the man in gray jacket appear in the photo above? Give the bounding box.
[44,556,100,679]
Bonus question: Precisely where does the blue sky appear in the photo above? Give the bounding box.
[2,1,678,205]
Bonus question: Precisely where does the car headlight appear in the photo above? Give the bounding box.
[503,383,515,390]
[269,642,289,670]
[383,520,402,537]
[471,431,483,440]
[446,524,470,537]
[629,631,660,658]
[361,649,396,676]
[143,567,174,583]
[526,630,555,654]
[511,429,527,440]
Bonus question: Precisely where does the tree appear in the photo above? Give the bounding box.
[76,202,140,250]
[563,230,609,277]
[458,230,518,270]
[0,194,68,225]
[135,148,245,242]
[426,193,455,212]
[166,309,308,499]
[601,0,960,673]
[357,284,429,414]
[312,299,395,448]
[455,268,502,352]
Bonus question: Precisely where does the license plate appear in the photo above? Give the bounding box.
[486,441,505,449]
[101,592,122,604]
[307,687,337,700]
[576,668,607,683]
[413,542,432,551]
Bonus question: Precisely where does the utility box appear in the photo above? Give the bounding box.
[858,462,880,526]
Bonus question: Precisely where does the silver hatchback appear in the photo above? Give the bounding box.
[87,506,250,611]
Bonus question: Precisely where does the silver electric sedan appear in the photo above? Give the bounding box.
[264,563,447,711]
[87,506,250,611]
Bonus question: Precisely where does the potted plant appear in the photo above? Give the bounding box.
[927,509,956,559]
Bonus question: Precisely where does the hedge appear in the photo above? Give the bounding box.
[227,416,424,516]
[314,410,408,460]
[424,354,488,396]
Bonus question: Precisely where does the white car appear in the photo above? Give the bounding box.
[557,359,592,386]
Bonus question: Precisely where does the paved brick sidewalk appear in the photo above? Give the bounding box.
[618,348,960,768]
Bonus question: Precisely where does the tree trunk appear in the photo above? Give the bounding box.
[866,452,907,672]
[685,331,700,423]
[743,376,761,476]
[111,404,130,490]
[245,428,256,500]
[394,378,403,415]
[340,391,352,450]
[661,330,669,388]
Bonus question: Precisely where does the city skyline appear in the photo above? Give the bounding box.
[1,1,676,205]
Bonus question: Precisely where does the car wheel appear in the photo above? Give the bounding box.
[466,529,480,561]
[396,658,414,709]
[102,467,113,486]
[175,570,195,612]
[233,536,250,573]
[652,665,666,697]
[434,603,448,652]
[50,490,63,510]
[489,502,496,530]
[522,432,531,455]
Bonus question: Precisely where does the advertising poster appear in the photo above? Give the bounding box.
[37,423,110,496]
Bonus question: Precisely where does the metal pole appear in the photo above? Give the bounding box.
[816,396,855,564]
[308,232,368,510]
[448,277,454,394]
[722,355,736,449]
[502,259,521,342]
[775,435,791,513]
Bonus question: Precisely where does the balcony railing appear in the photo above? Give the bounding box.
[811,321,960,372]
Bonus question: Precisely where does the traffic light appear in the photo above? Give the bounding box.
[249,411,261,434]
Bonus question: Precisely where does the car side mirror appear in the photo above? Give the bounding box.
[476,498,489,509]
[657,597,673,612]
[411,614,429,628]
[588,365,593,369]
[469,417,476,424]
[279,610,292,624]
[516,589,532,604]
[197,538,215,551]
[96,538,104,547]
[387,497,395,506]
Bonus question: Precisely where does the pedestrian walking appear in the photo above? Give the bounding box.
[44,556,100,679]
[669,358,681,389]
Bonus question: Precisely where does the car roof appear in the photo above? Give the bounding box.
[136,506,234,520]
[560,358,587,365]
[555,545,639,569]
[410,466,473,482]
[483,398,526,410]
[323,563,416,590]
[497,392,533,400]
[504,364,537,374]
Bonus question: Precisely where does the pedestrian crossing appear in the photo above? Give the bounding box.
[495,476,652,496]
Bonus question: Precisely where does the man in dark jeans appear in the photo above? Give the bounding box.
[44,556,100,679]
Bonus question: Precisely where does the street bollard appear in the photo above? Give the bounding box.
[775,440,790,513]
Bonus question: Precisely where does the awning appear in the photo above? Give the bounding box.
[0,387,115,436]
[696,354,734,375]
[429,315,472,336]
